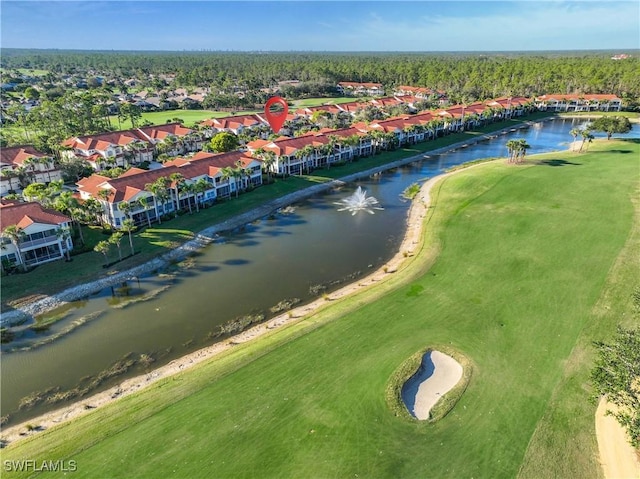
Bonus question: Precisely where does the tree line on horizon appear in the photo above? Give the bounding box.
[2,50,639,100]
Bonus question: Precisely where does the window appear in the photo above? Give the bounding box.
[1,253,17,264]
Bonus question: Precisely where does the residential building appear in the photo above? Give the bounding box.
[62,123,204,171]
[137,123,204,156]
[76,151,262,229]
[247,134,338,175]
[0,200,73,268]
[62,130,154,171]
[200,114,267,137]
[0,145,63,196]
[337,82,385,97]
[534,94,622,112]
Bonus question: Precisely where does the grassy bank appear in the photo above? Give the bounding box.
[558,110,640,121]
[1,113,552,309]
[3,139,638,478]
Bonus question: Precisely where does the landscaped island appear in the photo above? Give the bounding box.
[2,137,637,478]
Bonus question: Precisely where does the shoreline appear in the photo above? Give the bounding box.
[1,119,543,325]
[0,137,493,446]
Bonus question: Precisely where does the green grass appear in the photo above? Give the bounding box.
[1,115,551,309]
[3,139,638,478]
[1,68,50,77]
[558,110,640,121]
[109,109,261,130]
[291,96,367,108]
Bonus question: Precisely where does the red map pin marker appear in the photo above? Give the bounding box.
[264,96,288,134]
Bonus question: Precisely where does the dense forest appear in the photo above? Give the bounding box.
[2,49,639,100]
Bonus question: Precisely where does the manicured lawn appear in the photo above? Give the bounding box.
[291,96,367,108]
[3,139,638,478]
[2,68,50,77]
[1,115,551,309]
[109,109,261,130]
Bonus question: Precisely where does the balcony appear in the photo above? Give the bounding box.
[20,235,59,249]
[24,250,64,266]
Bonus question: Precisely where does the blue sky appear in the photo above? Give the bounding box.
[1,1,639,52]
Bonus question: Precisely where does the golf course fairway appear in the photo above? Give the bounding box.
[2,139,639,479]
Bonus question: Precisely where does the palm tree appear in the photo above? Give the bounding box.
[505,139,519,164]
[182,182,195,214]
[403,125,419,145]
[383,132,398,150]
[220,167,234,197]
[345,134,361,158]
[192,178,210,212]
[118,201,133,225]
[579,130,595,152]
[428,118,444,139]
[94,240,111,267]
[1,169,20,193]
[1,225,26,272]
[158,136,179,157]
[109,232,124,261]
[316,144,333,169]
[295,145,315,173]
[231,168,243,198]
[145,177,170,223]
[70,206,88,245]
[22,157,37,178]
[97,188,113,226]
[184,131,202,152]
[14,165,34,189]
[169,172,185,214]
[256,150,276,181]
[235,160,250,190]
[137,196,152,227]
[56,226,72,261]
[569,128,580,152]
[121,219,136,256]
[369,130,385,153]
[515,139,531,163]
[327,135,339,159]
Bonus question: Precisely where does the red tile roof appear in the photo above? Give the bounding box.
[118,167,148,177]
[137,123,193,141]
[371,97,403,107]
[254,134,332,156]
[0,201,70,232]
[395,86,435,96]
[200,114,265,130]
[63,129,150,151]
[337,102,370,113]
[77,151,260,204]
[0,146,50,167]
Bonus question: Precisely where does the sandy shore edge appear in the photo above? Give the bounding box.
[0,123,537,446]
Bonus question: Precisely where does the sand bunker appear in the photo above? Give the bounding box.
[595,398,640,479]
[402,350,463,420]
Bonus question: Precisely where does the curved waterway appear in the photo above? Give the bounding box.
[2,118,638,424]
